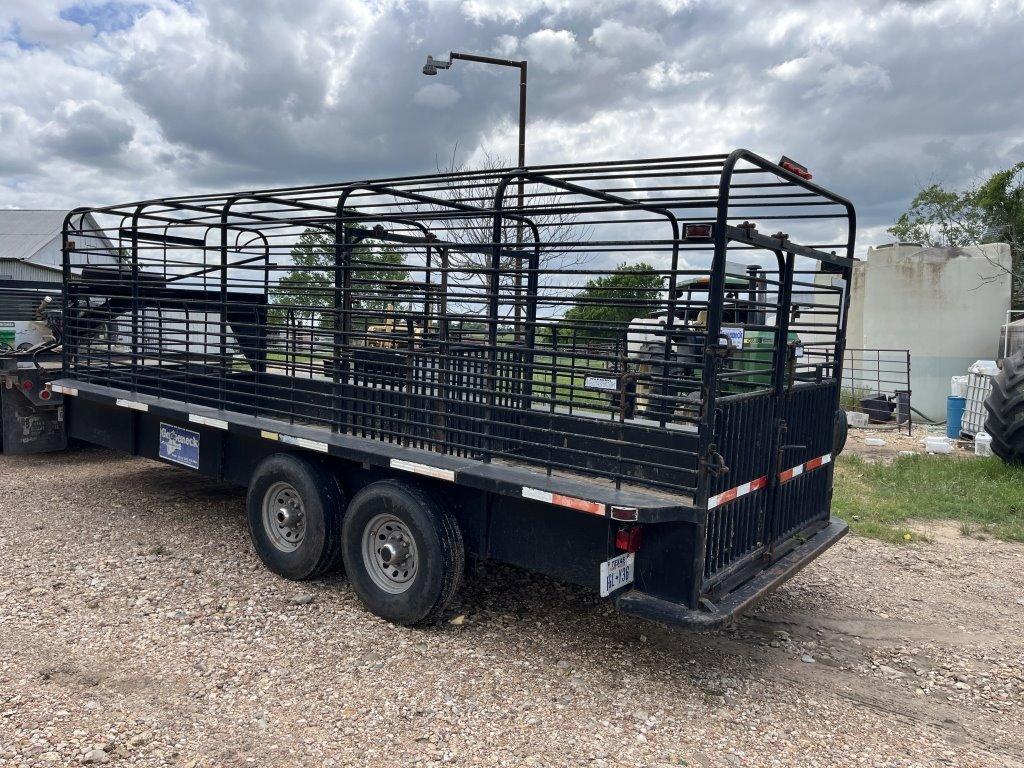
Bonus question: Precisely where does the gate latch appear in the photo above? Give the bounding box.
[701,444,729,478]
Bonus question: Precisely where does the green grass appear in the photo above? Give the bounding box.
[833,454,1024,544]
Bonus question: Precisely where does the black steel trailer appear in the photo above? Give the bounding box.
[28,149,855,628]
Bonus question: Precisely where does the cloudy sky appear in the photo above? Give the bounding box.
[1,0,1022,251]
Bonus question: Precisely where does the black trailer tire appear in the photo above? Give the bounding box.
[833,408,849,456]
[246,453,346,580]
[984,349,1024,464]
[341,480,464,626]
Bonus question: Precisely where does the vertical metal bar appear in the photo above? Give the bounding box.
[484,179,512,463]
[514,62,527,341]
[218,199,235,406]
[129,206,143,395]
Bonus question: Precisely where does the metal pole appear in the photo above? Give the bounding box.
[431,52,529,340]
[515,61,527,341]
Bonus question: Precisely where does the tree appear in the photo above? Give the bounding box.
[889,163,1024,307]
[562,262,663,339]
[430,150,591,332]
[271,227,408,329]
[887,184,986,247]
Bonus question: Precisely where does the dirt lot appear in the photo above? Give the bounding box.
[844,423,978,462]
[1,447,1022,768]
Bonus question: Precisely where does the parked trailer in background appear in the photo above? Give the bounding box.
[23,150,856,629]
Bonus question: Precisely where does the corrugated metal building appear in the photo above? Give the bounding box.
[0,210,117,322]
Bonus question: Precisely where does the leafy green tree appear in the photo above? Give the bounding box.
[888,184,986,247]
[563,262,663,339]
[272,228,408,328]
[976,161,1024,261]
[889,163,1024,306]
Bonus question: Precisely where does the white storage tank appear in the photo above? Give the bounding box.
[844,243,1013,421]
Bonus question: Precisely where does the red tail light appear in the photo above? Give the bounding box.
[21,378,33,391]
[615,525,643,553]
[39,389,52,401]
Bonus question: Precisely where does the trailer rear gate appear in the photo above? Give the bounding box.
[54,149,855,628]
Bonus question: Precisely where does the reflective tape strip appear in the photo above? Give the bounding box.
[390,458,456,482]
[779,452,832,484]
[115,399,148,412]
[50,384,77,396]
[189,414,228,430]
[279,434,329,453]
[522,487,606,516]
[259,430,328,454]
[707,475,768,510]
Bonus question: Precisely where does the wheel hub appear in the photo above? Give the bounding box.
[362,513,419,594]
[379,540,410,566]
[262,482,306,553]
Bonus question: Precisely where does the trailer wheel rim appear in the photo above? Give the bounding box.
[362,513,419,594]
[262,481,306,553]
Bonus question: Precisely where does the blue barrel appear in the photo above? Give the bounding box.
[947,396,966,438]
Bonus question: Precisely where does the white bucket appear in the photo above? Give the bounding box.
[974,431,993,457]
[922,436,953,455]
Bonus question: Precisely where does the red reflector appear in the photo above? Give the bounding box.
[780,158,813,180]
[684,223,713,239]
[615,525,643,553]
[22,379,33,391]
[39,389,52,401]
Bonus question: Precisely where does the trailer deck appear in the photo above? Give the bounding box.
[53,376,698,522]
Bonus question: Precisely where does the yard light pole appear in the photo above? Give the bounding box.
[423,52,529,337]
[423,52,527,172]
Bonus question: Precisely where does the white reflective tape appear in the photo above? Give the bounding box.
[189,414,228,430]
[260,430,279,441]
[389,458,456,482]
[522,487,606,516]
[522,487,554,504]
[51,384,77,396]
[115,399,148,412]
[279,434,329,453]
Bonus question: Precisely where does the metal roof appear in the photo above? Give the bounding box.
[0,210,67,262]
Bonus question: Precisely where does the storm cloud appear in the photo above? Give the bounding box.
[0,0,1021,253]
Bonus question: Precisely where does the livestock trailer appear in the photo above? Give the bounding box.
[30,150,855,628]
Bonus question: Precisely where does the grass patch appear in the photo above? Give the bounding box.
[833,454,1024,544]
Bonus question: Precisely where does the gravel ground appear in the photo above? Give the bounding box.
[844,424,978,462]
[1,446,1022,768]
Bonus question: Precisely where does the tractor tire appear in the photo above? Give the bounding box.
[833,408,849,457]
[983,349,1024,463]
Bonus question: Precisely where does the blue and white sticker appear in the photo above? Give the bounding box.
[721,326,745,349]
[159,422,200,469]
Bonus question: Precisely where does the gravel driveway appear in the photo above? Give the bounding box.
[1,447,1022,767]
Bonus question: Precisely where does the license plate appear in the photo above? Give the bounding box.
[600,552,635,597]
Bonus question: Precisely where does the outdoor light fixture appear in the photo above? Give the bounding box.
[422,54,452,76]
